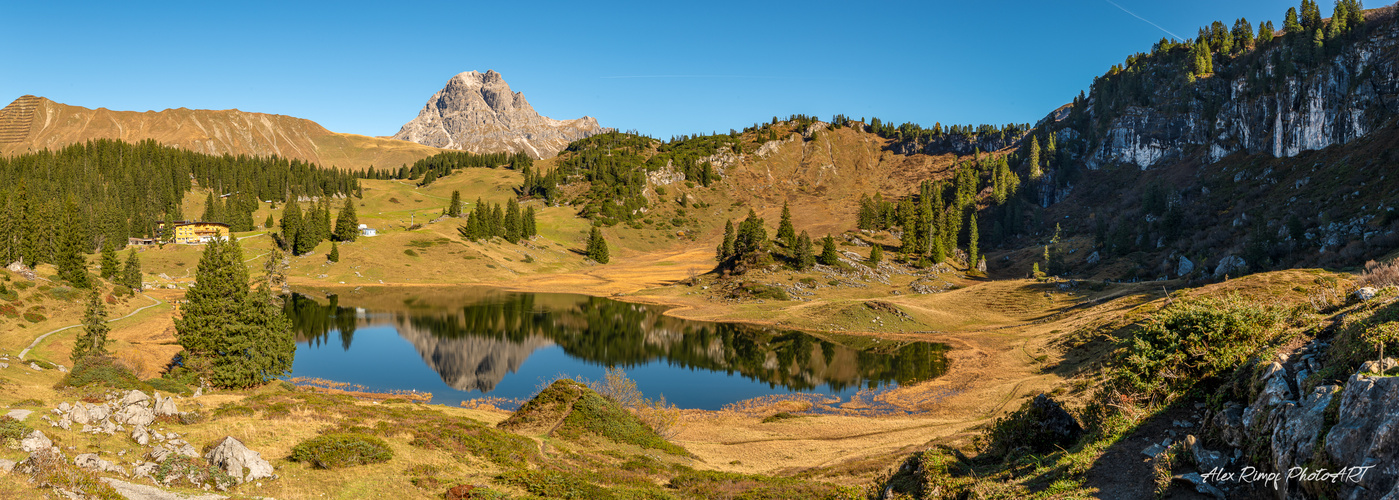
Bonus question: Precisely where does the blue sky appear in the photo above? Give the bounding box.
[2,1,1307,139]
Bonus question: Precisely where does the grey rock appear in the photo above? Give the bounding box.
[29,362,41,371]
[100,419,117,435]
[132,462,158,480]
[0,362,7,369]
[1142,443,1168,458]
[87,403,110,422]
[69,403,90,425]
[1323,364,1399,498]
[1214,255,1247,278]
[58,402,70,413]
[56,416,70,430]
[5,409,32,421]
[120,390,150,408]
[73,453,126,476]
[154,396,178,417]
[392,70,608,159]
[115,404,155,427]
[1271,385,1341,495]
[1176,255,1194,277]
[20,430,52,453]
[0,458,15,474]
[204,436,274,484]
[132,426,150,446]
[1355,286,1378,302]
[1186,434,1231,473]
[100,477,228,500]
[1172,473,1226,499]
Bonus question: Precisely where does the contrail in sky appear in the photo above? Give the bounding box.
[1103,0,1185,41]
[600,75,783,79]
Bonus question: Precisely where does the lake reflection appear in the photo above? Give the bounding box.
[284,289,947,409]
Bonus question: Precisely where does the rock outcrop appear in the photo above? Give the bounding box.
[1059,20,1399,171]
[391,70,607,159]
[204,436,275,484]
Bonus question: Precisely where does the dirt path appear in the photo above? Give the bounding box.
[19,292,163,360]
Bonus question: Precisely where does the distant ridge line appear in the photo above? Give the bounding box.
[0,95,38,144]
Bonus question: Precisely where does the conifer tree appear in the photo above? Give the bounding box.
[1027,136,1043,180]
[868,244,882,267]
[280,199,302,252]
[718,220,736,262]
[447,190,462,217]
[202,192,222,223]
[504,199,522,243]
[491,203,504,237]
[175,237,294,388]
[818,235,839,266]
[264,213,274,229]
[327,242,339,262]
[55,199,90,288]
[71,289,108,363]
[968,214,980,270]
[776,201,796,249]
[795,231,816,270]
[121,249,142,290]
[263,245,287,297]
[1259,21,1275,44]
[100,239,119,279]
[460,211,481,241]
[334,197,358,242]
[587,227,610,264]
[523,206,537,238]
[1284,7,1303,34]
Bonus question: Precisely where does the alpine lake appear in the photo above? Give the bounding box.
[283,287,948,410]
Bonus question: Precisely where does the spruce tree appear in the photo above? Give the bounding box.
[461,211,481,241]
[776,201,796,249]
[718,220,735,262]
[504,199,522,243]
[175,237,249,364]
[587,227,610,264]
[280,199,302,252]
[328,242,339,262]
[334,197,358,242]
[1285,7,1303,34]
[1027,136,1043,180]
[734,210,767,259]
[55,199,90,288]
[795,231,815,270]
[210,281,294,389]
[264,213,274,229]
[490,203,504,237]
[868,244,882,267]
[202,192,222,223]
[818,235,839,266]
[121,249,142,290]
[72,289,109,363]
[524,206,537,238]
[448,190,462,217]
[968,214,980,270]
[100,238,119,279]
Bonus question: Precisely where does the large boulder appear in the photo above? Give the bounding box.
[19,430,52,453]
[1322,363,1399,499]
[1271,385,1341,496]
[1213,255,1247,278]
[115,404,155,427]
[204,436,275,484]
[119,390,150,408]
[154,396,178,417]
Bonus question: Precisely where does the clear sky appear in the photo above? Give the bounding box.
[1,1,1313,139]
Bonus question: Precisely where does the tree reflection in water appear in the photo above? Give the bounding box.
[284,292,947,396]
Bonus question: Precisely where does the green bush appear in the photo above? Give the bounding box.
[669,470,861,500]
[23,312,45,323]
[403,249,418,257]
[497,468,613,500]
[290,432,394,469]
[58,356,145,390]
[1113,294,1288,404]
[0,415,32,441]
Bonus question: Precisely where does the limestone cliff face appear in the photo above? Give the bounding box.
[1076,20,1399,170]
[391,70,608,159]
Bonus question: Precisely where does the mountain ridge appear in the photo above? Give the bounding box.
[0,95,444,171]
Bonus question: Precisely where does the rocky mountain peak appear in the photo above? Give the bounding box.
[392,70,607,159]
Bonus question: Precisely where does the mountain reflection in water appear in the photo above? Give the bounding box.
[284,290,947,408]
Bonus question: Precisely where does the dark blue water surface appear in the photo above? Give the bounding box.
[284,289,947,410]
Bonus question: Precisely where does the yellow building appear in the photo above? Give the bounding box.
[172,222,230,245]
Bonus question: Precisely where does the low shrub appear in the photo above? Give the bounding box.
[58,356,145,390]
[497,468,613,500]
[23,312,45,323]
[1111,294,1289,404]
[0,415,32,442]
[290,432,394,469]
[669,469,861,500]
[761,412,799,423]
[152,454,235,490]
[18,449,125,499]
[403,249,418,257]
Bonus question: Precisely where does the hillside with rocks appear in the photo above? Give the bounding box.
[391,70,608,159]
